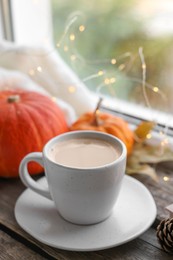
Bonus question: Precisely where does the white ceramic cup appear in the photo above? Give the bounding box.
[19,131,127,225]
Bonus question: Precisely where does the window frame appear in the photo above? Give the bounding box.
[1,0,173,135]
[101,98,173,137]
[0,0,14,41]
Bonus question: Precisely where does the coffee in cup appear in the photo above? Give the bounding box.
[19,131,126,225]
[49,137,120,168]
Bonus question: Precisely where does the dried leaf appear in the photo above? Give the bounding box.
[131,142,173,164]
[126,141,173,181]
[126,163,158,182]
[134,121,155,141]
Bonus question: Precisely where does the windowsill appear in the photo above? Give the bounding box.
[100,96,173,134]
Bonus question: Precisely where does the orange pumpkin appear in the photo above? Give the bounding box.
[0,90,68,178]
[70,99,134,155]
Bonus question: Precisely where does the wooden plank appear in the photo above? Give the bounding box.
[0,227,172,260]
[0,168,172,259]
[0,230,46,260]
[133,165,173,220]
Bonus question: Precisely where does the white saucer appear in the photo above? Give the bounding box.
[14,176,157,252]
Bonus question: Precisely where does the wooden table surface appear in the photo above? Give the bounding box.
[0,163,173,260]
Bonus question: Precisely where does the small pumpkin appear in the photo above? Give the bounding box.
[0,90,68,178]
[70,98,134,155]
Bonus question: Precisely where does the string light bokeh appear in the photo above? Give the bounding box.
[1,7,173,183]
[25,12,173,150]
[55,12,173,184]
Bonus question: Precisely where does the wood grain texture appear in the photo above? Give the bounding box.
[0,230,46,260]
[0,167,172,259]
[133,164,173,220]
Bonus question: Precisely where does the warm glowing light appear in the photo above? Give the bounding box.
[29,69,35,76]
[96,109,101,116]
[119,64,125,71]
[146,133,152,139]
[164,138,168,144]
[142,64,146,69]
[64,45,69,52]
[37,66,42,72]
[110,77,116,83]
[161,138,168,146]
[159,131,164,136]
[161,141,165,146]
[51,96,57,102]
[153,87,159,93]
[70,54,76,61]
[70,34,75,41]
[111,59,116,65]
[56,43,60,48]
[98,70,104,76]
[104,78,110,85]
[79,25,85,32]
[163,176,169,182]
[68,86,76,93]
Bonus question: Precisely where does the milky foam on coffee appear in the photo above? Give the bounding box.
[49,138,120,168]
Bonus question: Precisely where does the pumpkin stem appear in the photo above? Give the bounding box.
[7,95,20,103]
[91,97,103,126]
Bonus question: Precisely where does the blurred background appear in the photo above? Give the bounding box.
[51,0,173,114]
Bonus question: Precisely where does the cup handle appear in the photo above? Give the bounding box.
[19,152,52,200]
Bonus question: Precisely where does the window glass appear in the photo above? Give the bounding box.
[51,0,173,115]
